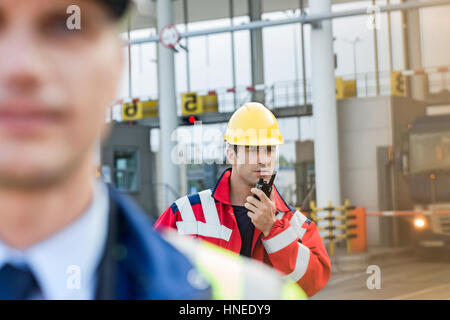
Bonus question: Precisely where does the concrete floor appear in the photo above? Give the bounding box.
[312,254,450,300]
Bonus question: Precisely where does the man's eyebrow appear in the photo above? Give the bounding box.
[37,3,110,26]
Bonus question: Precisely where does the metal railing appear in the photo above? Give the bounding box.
[113,68,450,122]
[178,69,450,112]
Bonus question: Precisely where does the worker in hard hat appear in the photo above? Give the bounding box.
[155,102,331,297]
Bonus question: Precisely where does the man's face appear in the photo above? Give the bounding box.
[0,0,123,188]
[227,145,278,186]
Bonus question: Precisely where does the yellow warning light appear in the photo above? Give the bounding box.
[413,217,426,229]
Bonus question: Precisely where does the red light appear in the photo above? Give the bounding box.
[188,116,196,124]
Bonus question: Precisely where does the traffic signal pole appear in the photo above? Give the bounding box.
[157,0,180,207]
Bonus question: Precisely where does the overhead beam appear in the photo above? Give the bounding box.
[138,104,313,128]
[129,0,450,45]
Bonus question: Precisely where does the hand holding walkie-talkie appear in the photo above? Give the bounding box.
[253,171,277,201]
[247,171,278,236]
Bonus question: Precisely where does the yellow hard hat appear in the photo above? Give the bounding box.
[224,102,284,146]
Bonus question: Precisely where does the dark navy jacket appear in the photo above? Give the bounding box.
[94,185,211,299]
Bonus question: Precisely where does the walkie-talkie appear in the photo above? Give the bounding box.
[253,171,277,201]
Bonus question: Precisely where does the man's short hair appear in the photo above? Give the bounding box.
[99,0,131,19]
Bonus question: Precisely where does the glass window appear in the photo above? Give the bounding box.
[113,148,139,192]
[409,131,450,173]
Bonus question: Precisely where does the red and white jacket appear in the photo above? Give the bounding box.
[154,168,331,297]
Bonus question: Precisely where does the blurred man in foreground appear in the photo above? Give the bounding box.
[0,0,213,299]
[0,0,306,300]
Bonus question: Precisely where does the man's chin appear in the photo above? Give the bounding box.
[0,141,93,190]
[0,168,69,190]
[0,156,88,190]
[245,174,260,187]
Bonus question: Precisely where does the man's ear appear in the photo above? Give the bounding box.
[226,147,236,165]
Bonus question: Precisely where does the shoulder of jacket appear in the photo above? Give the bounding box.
[170,189,214,213]
[277,206,313,226]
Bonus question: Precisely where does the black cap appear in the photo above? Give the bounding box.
[99,0,131,19]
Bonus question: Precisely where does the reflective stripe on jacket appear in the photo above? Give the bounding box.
[164,231,307,300]
[154,168,331,297]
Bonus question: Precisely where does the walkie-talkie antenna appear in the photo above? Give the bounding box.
[268,171,277,186]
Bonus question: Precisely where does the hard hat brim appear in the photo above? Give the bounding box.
[224,136,284,146]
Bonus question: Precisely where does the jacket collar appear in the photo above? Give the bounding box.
[211,168,291,212]
[95,185,211,300]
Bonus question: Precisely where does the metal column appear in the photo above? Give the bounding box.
[229,0,238,109]
[310,0,342,209]
[127,15,132,97]
[387,0,394,72]
[183,0,191,92]
[300,0,308,107]
[248,0,265,103]
[157,0,180,206]
[372,0,380,96]
[403,0,427,100]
